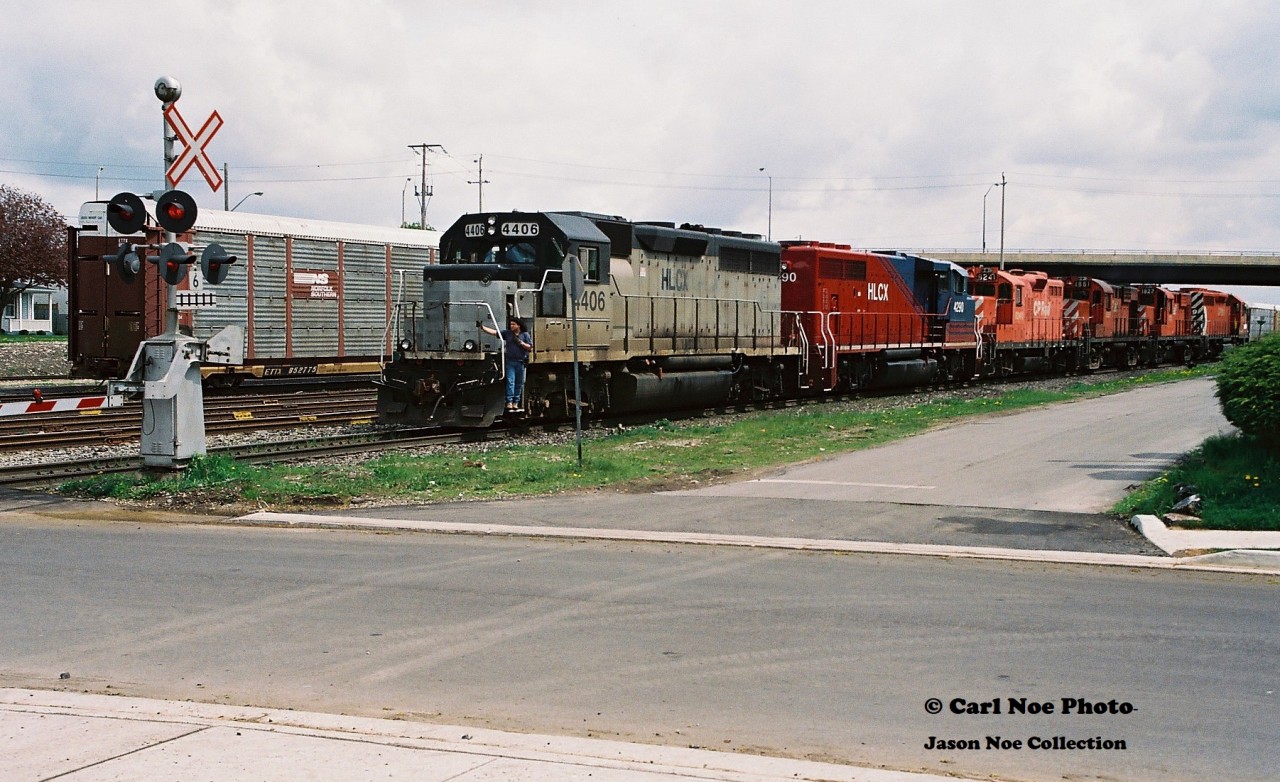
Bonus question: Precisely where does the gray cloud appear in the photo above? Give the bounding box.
[3,0,1277,290]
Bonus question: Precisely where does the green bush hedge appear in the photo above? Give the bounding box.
[1215,335,1280,448]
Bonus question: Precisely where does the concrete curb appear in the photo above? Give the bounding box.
[1130,514,1280,559]
[0,688,960,782]
[229,511,1280,576]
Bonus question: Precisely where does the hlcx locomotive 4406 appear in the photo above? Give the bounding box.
[376,210,1248,428]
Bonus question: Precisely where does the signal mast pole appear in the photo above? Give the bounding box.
[157,76,182,336]
[106,77,244,469]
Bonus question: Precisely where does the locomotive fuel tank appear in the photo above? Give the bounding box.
[865,358,939,389]
[610,369,735,411]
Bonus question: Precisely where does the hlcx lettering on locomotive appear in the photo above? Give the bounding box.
[660,267,689,292]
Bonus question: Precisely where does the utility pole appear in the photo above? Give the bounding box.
[223,163,229,210]
[758,167,772,241]
[408,143,446,229]
[468,154,491,212]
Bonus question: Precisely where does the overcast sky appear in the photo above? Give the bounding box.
[2,1,1277,299]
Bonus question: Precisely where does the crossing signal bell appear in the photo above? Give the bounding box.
[105,192,147,235]
[156,190,198,234]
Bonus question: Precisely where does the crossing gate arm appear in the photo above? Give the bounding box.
[0,394,126,417]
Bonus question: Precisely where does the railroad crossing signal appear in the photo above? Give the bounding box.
[200,242,238,285]
[155,189,198,233]
[164,103,223,191]
[105,192,147,234]
[154,242,195,285]
[106,189,199,235]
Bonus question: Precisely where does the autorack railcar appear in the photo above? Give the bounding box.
[69,201,440,384]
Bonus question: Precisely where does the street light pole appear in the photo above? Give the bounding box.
[982,183,996,252]
[96,167,104,200]
[231,191,263,211]
[401,178,412,226]
[998,172,1007,270]
[758,167,772,240]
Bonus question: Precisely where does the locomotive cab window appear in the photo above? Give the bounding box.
[481,242,538,265]
[580,245,601,282]
[998,283,1013,303]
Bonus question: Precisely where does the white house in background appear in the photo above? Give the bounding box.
[2,285,68,334]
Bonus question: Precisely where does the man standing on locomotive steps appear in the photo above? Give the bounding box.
[482,317,533,412]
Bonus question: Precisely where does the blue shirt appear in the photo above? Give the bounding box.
[501,329,532,363]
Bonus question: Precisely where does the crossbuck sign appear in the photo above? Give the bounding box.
[164,103,224,191]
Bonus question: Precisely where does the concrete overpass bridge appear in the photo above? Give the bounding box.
[921,250,1280,286]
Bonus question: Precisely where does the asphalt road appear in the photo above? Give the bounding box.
[1,378,1274,782]
[674,376,1234,512]
[1,519,1276,782]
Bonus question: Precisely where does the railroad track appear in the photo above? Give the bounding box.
[2,388,379,452]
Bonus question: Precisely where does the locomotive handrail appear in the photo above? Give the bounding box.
[773,308,832,389]
[511,267,567,321]
[788,313,812,387]
[382,268,408,366]
[439,300,509,382]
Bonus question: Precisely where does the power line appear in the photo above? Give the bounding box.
[5,153,1278,199]
[1015,181,1280,198]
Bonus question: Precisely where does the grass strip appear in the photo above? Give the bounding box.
[1113,433,1280,531]
[59,366,1215,512]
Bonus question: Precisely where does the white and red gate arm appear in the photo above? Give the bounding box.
[0,394,125,417]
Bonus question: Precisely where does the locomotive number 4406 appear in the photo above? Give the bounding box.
[501,222,540,237]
